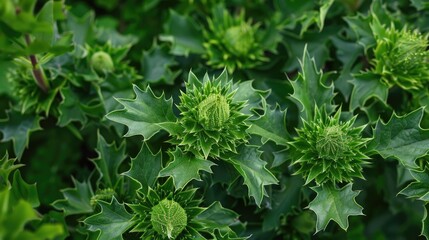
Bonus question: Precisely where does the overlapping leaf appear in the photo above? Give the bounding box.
[308,184,363,233]
[106,85,177,140]
[369,108,429,169]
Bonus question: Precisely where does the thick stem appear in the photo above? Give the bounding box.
[24,34,49,93]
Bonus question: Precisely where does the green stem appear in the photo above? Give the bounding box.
[24,34,50,93]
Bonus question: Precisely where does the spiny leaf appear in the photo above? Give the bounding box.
[84,197,134,240]
[225,145,278,206]
[106,85,177,140]
[290,46,335,121]
[11,170,39,207]
[232,81,268,116]
[91,133,126,188]
[0,110,42,159]
[159,147,216,189]
[0,153,23,190]
[52,178,94,216]
[369,108,429,169]
[57,85,88,127]
[248,100,289,146]
[195,201,246,238]
[122,143,162,193]
[308,183,363,233]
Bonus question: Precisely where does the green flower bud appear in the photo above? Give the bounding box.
[224,23,255,56]
[290,107,370,185]
[197,94,230,130]
[151,199,187,239]
[90,51,114,73]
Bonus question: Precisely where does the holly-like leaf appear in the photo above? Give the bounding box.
[290,46,335,121]
[248,100,289,146]
[232,81,269,115]
[0,110,42,159]
[262,176,303,231]
[141,44,181,85]
[84,197,134,240]
[57,85,88,127]
[399,169,429,201]
[0,153,24,189]
[195,201,245,237]
[123,143,162,193]
[106,85,177,140]
[52,178,94,216]
[369,108,429,169]
[308,184,363,233]
[11,170,39,207]
[349,72,388,110]
[225,145,278,206]
[159,148,216,189]
[91,133,126,188]
[159,10,205,56]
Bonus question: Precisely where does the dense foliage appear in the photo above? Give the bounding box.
[1,0,429,239]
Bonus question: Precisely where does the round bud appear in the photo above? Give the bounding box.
[315,125,348,161]
[197,94,230,130]
[90,51,114,73]
[224,23,255,56]
[150,199,187,239]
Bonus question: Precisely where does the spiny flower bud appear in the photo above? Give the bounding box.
[197,94,230,130]
[290,107,370,185]
[372,20,429,90]
[150,199,188,239]
[224,23,255,56]
[90,51,114,73]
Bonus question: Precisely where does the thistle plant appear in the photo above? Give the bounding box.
[370,18,429,90]
[290,107,370,185]
[128,177,235,240]
[107,69,278,206]
[174,70,249,159]
[203,5,270,72]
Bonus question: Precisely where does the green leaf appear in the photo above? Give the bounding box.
[225,145,278,206]
[91,133,126,188]
[0,153,23,190]
[57,86,88,127]
[422,204,429,239]
[248,100,289,146]
[262,176,303,231]
[141,44,181,85]
[399,169,429,201]
[308,184,363,233]
[369,108,429,169]
[411,0,429,10]
[106,85,177,140]
[123,143,162,193]
[350,72,388,110]
[0,110,42,159]
[160,10,205,56]
[34,0,54,45]
[159,148,215,189]
[290,46,335,121]
[84,197,134,240]
[232,81,269,115]
[317,0,334,31]
[195,201,244,237]
[52,178,94,216]
[11,170,39,207]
